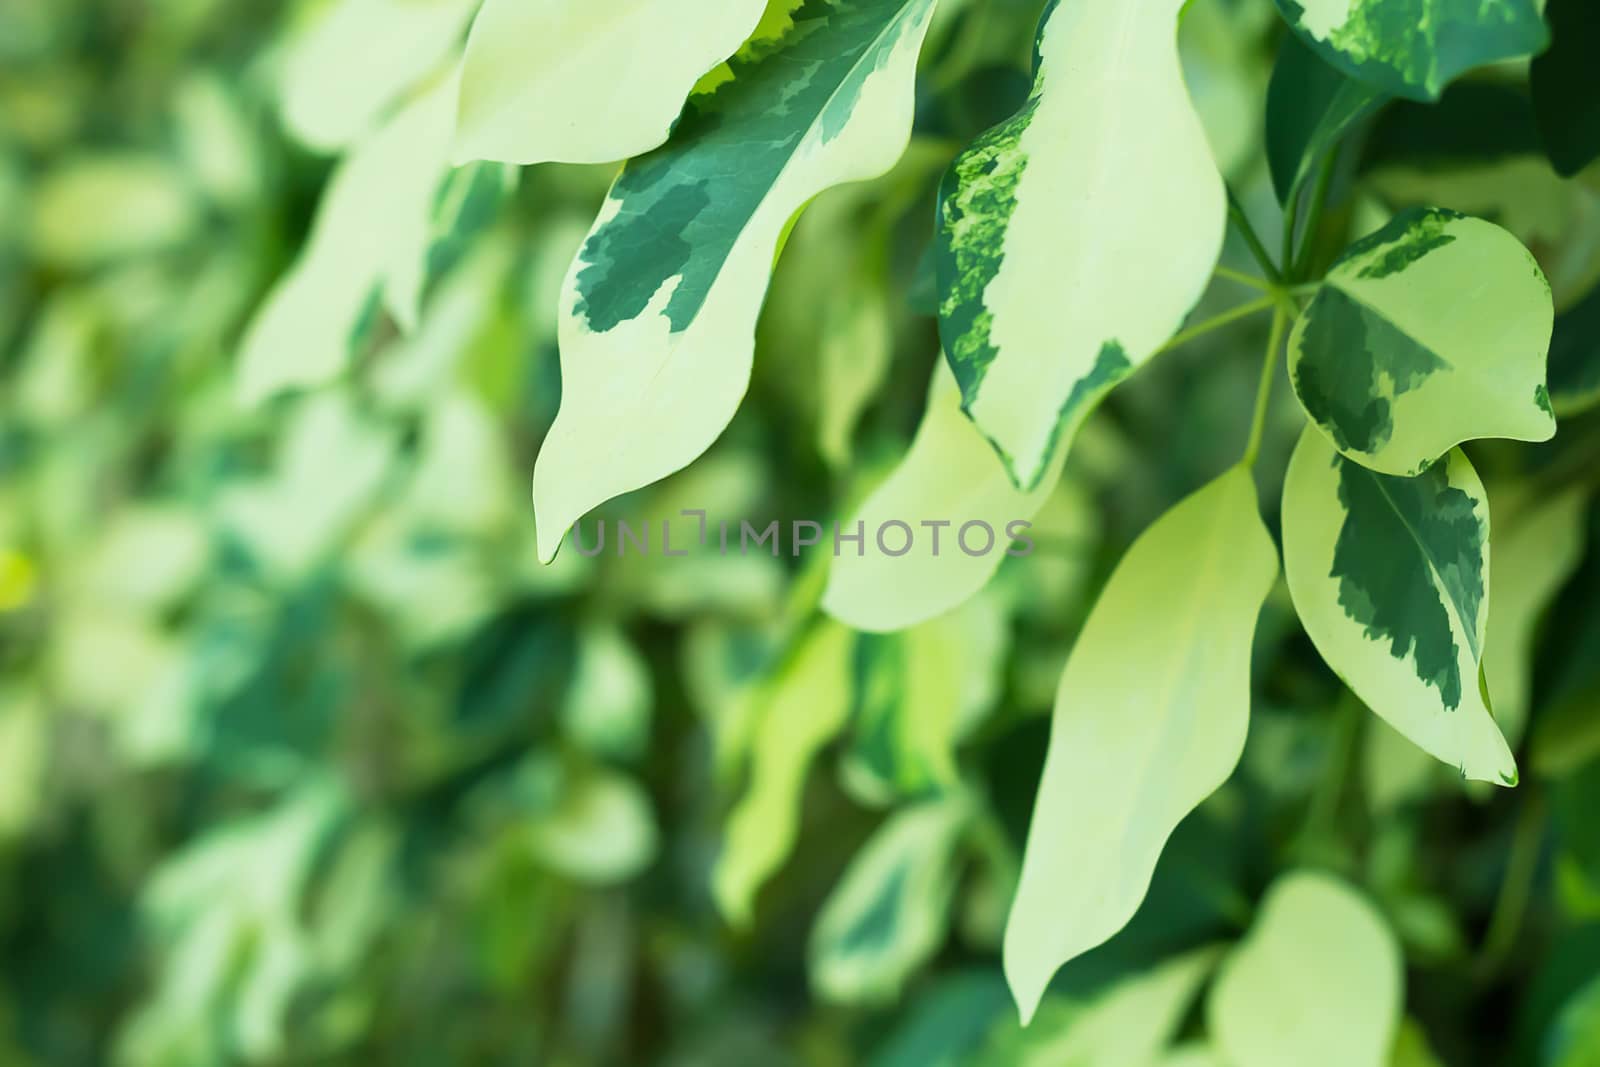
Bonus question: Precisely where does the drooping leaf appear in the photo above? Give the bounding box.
[713,620,857,925]
[1289,207,1556,478]
[1266,32,1385,205]
[1281,427,1515,784]
[1209,871,1402,1067]
[453,0,767,165]
[1003,467,1277,1021]
[278,0,476,152]
[823,361,1058,632]
[1271,0,1548,103]
[808,795,970,1005]
[934,0,1224,490]
[532,0,938,562]
[1484,485,1589,745]
[1531,0,1600,179]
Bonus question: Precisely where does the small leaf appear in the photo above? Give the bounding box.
[1209,871,1402,1067]
[935,0,1224,489]
[713,620,857,926]
[823,361,1060,633]
[1281,426,1516,784]
[1266,33,1385,206]
[1531,0,1600,178]
[1004,467,1277,1021]
[808,795,969,1005]
[1271,0,1548,103]
[1290,207,1556,477]
[453,0,767,165]
[533,0,938,562]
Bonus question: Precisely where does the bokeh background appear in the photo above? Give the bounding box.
[2,0,1600,1064]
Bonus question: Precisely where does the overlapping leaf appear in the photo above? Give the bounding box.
[1531,0,1600,178]
[1266,33,1384,206]
[1209,871,1402,1067]
[453,0,768,165]
[532,0,937,562]
[1004,467,1277,1021]
[1271,0,1547,102]
[1289,208,1556,477]
[1282,427,1515,783]
[934,0,1224,490]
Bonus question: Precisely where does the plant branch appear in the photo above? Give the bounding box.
[1227,191,1282,283]
[1154,295,1276,357]
[1243,305,1290,467]
[1292,150,1339,281]
[1214,266,1275,292]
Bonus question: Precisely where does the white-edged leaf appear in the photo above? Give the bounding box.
[453,0,767,165]
[1004,467,1277,1021]
[1209,871,1402,1067]
[532,0,937,562]
[1289,207,1556,478]
[935,0,1224,488]
[1281,426,1515,784]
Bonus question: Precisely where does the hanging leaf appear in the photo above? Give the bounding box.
[1484,486,1589,746]
[1266,33,1384,206]
[1281,427,1515,784]
[824,362,1057,632]
[808,795,970,1005]
[1270,0,1548,103]
[1209,871,1402,1067]
[453,0,767,165]
[1289,207,1556,478]
[713,620,857,925]
[1531,0,1600,179]
[278,0,476,152]
[1003,467,1277,1021]
[532,0,938,562]
[934,0,1224,490]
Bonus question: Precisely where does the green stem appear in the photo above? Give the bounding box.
[1476,789,1546,982]
[1214,266,1275,292]
[1281,187,1303,280]
[1292,150,1339,281]
[1154,295,1276,357]
[1243,306,1289,467]
[1228,191,1282,283]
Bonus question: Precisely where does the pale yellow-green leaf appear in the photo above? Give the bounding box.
[1004,467,1277,1021]
[817,277,894,469]
[808,795,970,1005]
[1483,484,1589,746]
[278,0,476,151]
[713,620,856,925]
[29,153,198,267]
[1281,427,1515,784]
[823,361,1059,632]
[1209,871,1402,1067]
[530,768,660,885]
[562,623,654,763]
[454,0,766,165]
[237,73,455,403]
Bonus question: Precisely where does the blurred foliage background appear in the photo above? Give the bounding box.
[2,0,1600,1064]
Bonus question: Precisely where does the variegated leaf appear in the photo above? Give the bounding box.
[823,361,1059,633]
[453,0,767,165]
[1281,426,1515,784]
[1290,208,1556,478]
[808,795,969,1005]
[1272,0,1548,102]
[935,0,1224,490]
[1209,871,1402,1067]
[1004,467,1277,1021]
[532,0,937,562]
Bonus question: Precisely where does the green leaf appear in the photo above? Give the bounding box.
[1547,972,1600,1067]
[808,795,970,1005]
[1004,467,1277,1021]
[713,620,857,925]
[278,0,476,152]
[934,0,1224,490]
[532,0,938,562]
[1209,871,1402,1067]
[1484,485,1589,746]
[1549,279,1600,415]
[1289,207,1556,478]
[29,153,199,268]
[1271,0,1548,103]
[453,0,767,165]
[1531,0,1600,178]
[1266,32,1385,206]
[823,362,1059,632]
[1281,426,1516,784]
